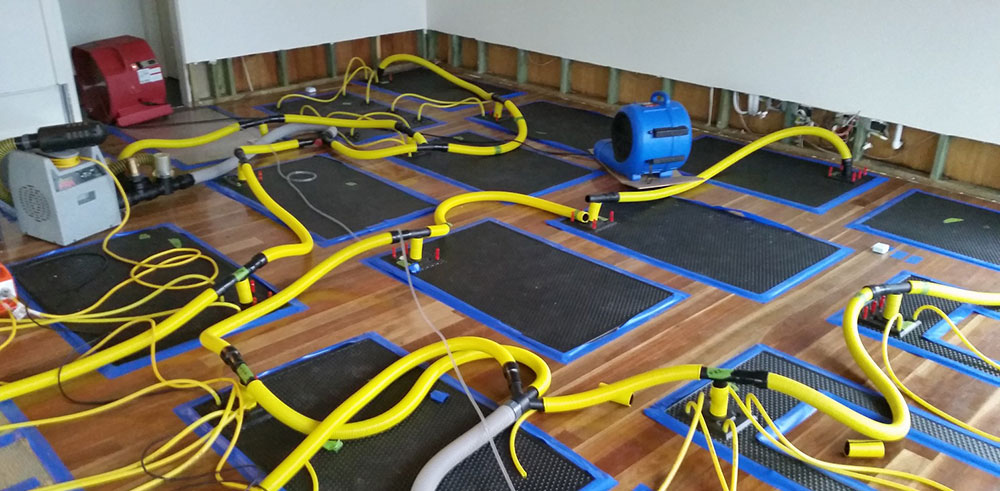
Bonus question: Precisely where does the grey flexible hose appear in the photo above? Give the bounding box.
[188,123,332,183]
[411,403,520,491]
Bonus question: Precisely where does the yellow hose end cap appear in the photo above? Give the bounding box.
[598,383,633,407]
[844,439,885,459]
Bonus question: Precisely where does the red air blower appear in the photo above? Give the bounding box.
[72,35,173,127]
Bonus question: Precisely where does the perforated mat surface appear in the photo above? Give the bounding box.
[182,334,611,491]
[470,101,613,153]
[390,131,598,195]
[10,226,288,373]
[683,135,883,212]
[646,346,1000,490]
[851,190,1000,270]
[367,220,683,362]
[550,199,849,302]
[258,91,441,143]
[211,155,434,244]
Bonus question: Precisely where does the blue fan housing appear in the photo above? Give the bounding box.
[595,91,692,181]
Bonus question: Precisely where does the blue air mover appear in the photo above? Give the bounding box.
[594,91,692,181]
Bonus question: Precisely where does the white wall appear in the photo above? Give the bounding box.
[428,0,1000,146]
[171,0,427,63]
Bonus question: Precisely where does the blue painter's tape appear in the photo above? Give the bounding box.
[363,218,688,364]
[385,128,603,198]
[848,189,1000,272]
[905,255,924,265]
[206,153,437,248]
[173,332,616,490]
[429,390,450,403]
[0,401,74,489]
[547,198,852,303]
[632,485,653,491]
[4,478,42,491]
[8,223,306,379]
[890,250,908,260]
[682,134,887,215]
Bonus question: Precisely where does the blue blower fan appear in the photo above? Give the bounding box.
[594,91,692,181]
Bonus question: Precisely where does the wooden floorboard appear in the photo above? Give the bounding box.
[2,69,1000,490]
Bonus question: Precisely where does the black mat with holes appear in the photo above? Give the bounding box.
[857,191,1000,268]
[10,226,275,365]
[260,92,436,142]
[392,131,595,194]
[651,348,1000,491]
[191,336,599,491]
[377,220,676,353]
[471,101,613,152]
[683,136,879,207]
[374,67,517,101]
[556,199,843,298]
[214,155,433,241]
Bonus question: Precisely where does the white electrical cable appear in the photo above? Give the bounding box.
[271,149,358,241]
[397,236,518,491]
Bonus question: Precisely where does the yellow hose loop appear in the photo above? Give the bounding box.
[118,123,241,160]
[276,57,374,109]
[417,97,486,120]
[613,126,851,203]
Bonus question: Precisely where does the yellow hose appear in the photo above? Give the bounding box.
[237,163,313,262]
[433,191,589,225]
[118,123,241,160]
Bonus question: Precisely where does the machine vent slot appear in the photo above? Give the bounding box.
[18,185,50,222]
[611,112,633,162]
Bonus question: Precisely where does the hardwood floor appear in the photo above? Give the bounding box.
[2,70,1000,490]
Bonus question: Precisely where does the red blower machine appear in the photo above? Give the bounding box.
[72,35,173,127]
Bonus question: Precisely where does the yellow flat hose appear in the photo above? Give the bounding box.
[433,191,589,225]
[118,123,242,160]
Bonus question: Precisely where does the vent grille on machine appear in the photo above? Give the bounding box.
[18,185,51,222]
[611,112,633,162]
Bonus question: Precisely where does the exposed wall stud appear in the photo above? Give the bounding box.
[476,40,487,73]
[716,89,732,129]
[449,35,461,67]
[276,50,289,87]
[661,78,673,97]
[417,30,428,59]
[325,43,337,77]
[427,31,439,61]
[370,35,381,64]
[208,60,226,99]
[516,49,528,84]
[783,102,800,128]
[607,68,620,105]
[930,134,952,181]
[559,58,571,94]
[223,58,236,96]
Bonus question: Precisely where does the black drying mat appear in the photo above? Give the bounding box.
[377,221,675,353]
[654,349,1000,491]
[261,92,436,143]
[192,337,598,490]
[374,67,517,101]
[559,200,842,297]
[393,131,595,195]
[858,191,1000,267]
[11,226,275,365]
[684,136,879,208]
[215,156,432,241]
[471,101,613,153]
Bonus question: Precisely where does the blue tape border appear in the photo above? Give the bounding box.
[363,218,688,364]
[8,223,307,379]
[684,134,887,215]
[467,99,609,155]
[105,105,242,171]
[386,128,603,197]
[825,269,1000,386]
[173,331,616,491]
[0,400,75,489]
[547,198,852,303]
[847,189,1000,272]
[645,343,1000,489]
[205,153,437,248]
[252,90,446,145]
[354,70,525,112]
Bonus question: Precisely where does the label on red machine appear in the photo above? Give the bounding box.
[138,66,163,84]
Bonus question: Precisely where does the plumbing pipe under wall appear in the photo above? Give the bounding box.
[892,123,904,150]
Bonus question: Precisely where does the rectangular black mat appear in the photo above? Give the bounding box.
[646,345,1000,490]
[258,92,441,143]
[683,136,884,213]
[179,334,613,491]
[549,199,850,302]
[470,101,613,153]
[850,190,1000,271]
[10,225,294,374]
[365,220,684,363]
[210,155,435,246]
[367,67,520,102]
[389,131,599,196]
